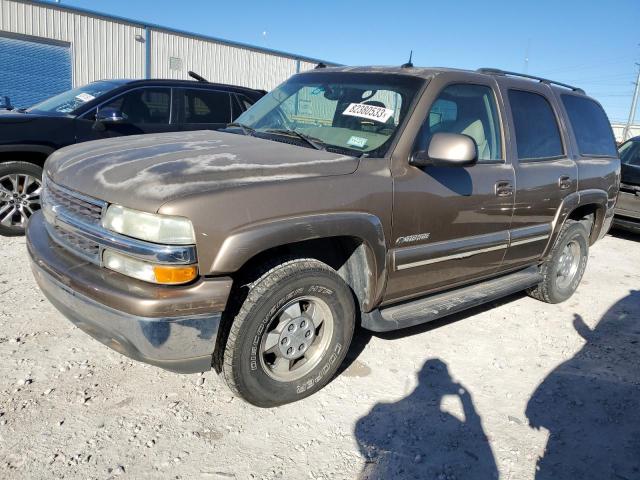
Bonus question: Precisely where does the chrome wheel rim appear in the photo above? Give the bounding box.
[259,296,334,382]
[0,173,42,230]
[556,240,581,289]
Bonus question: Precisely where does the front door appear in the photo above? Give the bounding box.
[385,80,515,304]
[75,87,175,141]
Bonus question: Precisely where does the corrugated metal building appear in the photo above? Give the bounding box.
[0,0,335,108]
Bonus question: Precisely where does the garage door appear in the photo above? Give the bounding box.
[0,34,72,109]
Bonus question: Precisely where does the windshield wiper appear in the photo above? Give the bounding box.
[264,128,327,151]
[226,122,256,136]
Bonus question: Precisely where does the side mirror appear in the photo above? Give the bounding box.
[0,95,12,110]
[93,108,126,131]
[410,132,478,168]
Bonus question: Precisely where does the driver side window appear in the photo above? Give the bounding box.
[101,88,171,124]
[416,84,503,162]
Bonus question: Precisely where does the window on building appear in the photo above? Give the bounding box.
[508,90,563,160]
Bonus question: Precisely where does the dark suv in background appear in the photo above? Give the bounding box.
[614,136,640,232]
[0,78,265,236]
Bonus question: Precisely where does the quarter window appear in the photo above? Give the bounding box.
[508,90,563,160]
[561,95,617,157]
[416,84,502,162]
[183,89,231,124]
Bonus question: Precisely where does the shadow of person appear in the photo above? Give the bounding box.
[355,359,498,480]
[526,291,640,480]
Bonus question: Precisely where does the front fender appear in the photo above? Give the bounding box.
[210,212,387,310]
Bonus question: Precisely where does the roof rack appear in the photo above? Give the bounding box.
[477,68,585,94]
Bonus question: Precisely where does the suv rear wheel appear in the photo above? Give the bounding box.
[222,258,355,407]
[0,161,43,237]
[528,220,589,303]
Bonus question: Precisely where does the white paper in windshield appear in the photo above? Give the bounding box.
[75,92,96,103]
[342,103,394,123]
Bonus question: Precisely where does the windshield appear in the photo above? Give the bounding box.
[26,81,121,114]
[234,72,425,157]
[619,139,640,166]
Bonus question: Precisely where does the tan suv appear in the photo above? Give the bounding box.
[27,66,620,407]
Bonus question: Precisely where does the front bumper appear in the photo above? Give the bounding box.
[27,211,233,373]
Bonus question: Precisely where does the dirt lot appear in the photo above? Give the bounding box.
[0,231,639,480]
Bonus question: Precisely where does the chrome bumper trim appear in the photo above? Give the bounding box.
[31,260,218,374]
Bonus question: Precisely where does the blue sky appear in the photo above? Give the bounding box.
[56,0,640,123]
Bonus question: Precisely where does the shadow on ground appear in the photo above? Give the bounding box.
[352,290,640,479]
[526,290,640,479]
[354,358,498,479]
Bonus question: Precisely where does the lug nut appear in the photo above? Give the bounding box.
[281,337,288,345]
[305,330,312,338]
[288,324,295,332]
[300,320,306,328]
[298,344,305,351]
[286,347,293,355]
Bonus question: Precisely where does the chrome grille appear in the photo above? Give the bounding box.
[51,225,100,261]
[46,181,104,224]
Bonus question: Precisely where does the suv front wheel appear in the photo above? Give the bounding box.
[222,258,355,407]
[0,161,43,237]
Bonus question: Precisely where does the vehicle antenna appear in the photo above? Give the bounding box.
[188,71,208,82]
[401,50,413,68]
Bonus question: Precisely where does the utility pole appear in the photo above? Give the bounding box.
[623,62,640,142]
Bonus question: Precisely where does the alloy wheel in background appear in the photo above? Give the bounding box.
[0,173,42,231]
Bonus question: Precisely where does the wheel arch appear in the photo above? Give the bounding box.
[545,190,608,257]
[0,145,55,168]
[210,212,388,312]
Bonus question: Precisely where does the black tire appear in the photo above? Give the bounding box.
[222,258,355,407]
[527,220,589,304]
[0,161,43,237]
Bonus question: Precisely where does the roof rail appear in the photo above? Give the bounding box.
[477,68,585,94]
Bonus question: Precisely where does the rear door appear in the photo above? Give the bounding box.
[178,88,233,131]
[498,80,577,269]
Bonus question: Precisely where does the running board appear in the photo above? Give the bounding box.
[361,266,542,332]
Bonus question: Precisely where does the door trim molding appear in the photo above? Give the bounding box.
[393,224,552,271]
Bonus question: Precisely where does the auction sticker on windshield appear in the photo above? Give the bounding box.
[342,103,394,123]
[75,92,95,103]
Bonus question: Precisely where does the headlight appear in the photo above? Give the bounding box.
[102,205,195,245]
[103,250,198,285]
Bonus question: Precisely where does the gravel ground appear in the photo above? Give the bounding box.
[0,231,639,480]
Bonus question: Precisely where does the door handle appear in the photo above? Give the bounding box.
[495,181,513,197]
[558,175,572,190]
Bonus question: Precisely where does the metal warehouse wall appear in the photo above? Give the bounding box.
[0,0,327,92]
[0,0,145,85]
[151,30,316,90]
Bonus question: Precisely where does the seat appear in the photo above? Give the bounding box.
[122,95,151,124]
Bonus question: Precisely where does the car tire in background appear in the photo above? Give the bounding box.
[0,161,43,237]
[222,258,355,407]
[528,220,589,304]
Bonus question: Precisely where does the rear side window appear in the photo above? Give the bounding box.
[508,90,563,160]
[561,95,617,157]
[183,89,231,124]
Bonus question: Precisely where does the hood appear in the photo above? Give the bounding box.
[45,130,360,212]
[0,110,35,123]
